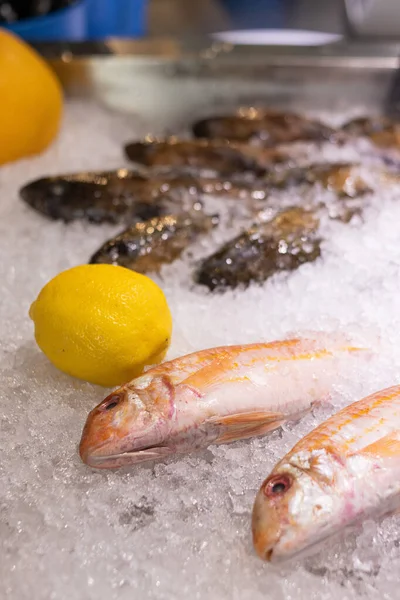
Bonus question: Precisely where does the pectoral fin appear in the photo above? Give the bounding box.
[207,411,286,444]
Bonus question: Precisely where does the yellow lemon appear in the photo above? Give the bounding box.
[0,28,63,165]
[29,265,172,387]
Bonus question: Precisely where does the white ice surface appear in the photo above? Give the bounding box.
[2,101,400,599]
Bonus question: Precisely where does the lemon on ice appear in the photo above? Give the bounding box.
[29,265,172,387]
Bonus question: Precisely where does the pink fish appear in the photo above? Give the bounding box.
[252,384,400,563]
[79,333,369,469]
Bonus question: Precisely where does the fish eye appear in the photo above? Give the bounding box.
[264,474,292,497]
[101,395,121,411]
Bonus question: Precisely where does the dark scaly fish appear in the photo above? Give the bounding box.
[297,163,400,223]
[19,169,208,224]
[196,207,321,291]
[20,168,263,224]
[90,212,219,273]
[342,116,400,149]
[303,163,371,197]
[124,137,289,177]
[192,109,337,146]
[267,162,372,198]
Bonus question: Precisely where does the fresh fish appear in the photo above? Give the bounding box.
[124,137,284,177]
[19,169,207,224]
[89,212,218,273]
[342,116,400,149]
[20,169,258,224]
[192,109,337,146]
[195,207,321,291]
[79,333,369,470]
[268,162,372,198]
[252,384,400,563]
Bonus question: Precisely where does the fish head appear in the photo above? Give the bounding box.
[252,447,348,563]
[79,374,176,469]
[20,177,73,212]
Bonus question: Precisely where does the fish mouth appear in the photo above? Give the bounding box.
[264,530,339,565]
[80,445,173,470]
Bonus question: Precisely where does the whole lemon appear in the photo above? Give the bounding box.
[0,28,63,165]
[29,265,172,387]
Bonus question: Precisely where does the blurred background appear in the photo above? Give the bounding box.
[0,0,361,42]
[149,0,343,37]
[2,0,400,43]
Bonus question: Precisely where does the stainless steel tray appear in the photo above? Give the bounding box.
[39,38,400,129]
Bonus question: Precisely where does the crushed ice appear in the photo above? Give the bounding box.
[2,101,400,599]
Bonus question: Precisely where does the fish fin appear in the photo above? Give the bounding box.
[208,411,282,426]
[359,432,400,459]
[207,411,285,444]
[218,420,286,444]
